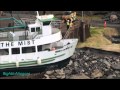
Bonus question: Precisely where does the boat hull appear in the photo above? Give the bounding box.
[0,39,78,77]
[0,57,71,77]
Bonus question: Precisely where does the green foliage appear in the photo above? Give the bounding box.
[90,27,104,35]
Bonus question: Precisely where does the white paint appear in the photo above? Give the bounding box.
[16,61,19,67]
[36,11,39,16]
[0,31,62,49]
[37,57,41,65]
[0,39,78,66]
[42,25,52,36]
[36,14,54,20]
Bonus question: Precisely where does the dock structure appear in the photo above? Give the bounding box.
[58,19,91,42]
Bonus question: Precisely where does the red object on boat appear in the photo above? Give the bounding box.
[51,48,56,51]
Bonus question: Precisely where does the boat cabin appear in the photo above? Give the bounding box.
[27,14,61,37]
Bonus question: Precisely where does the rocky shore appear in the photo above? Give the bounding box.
[41,48,120,79]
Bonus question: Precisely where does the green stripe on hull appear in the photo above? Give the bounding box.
[0,65,16,69]
[0,53,65,69]
[0,63,16,66]
[20,61,37,64]
[0,63,16,69]
[41,59,55,63]
[19,61,37,66]
[20,62,37,65]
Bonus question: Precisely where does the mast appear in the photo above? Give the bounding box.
[82,11,84,22]
[36,11,40,16]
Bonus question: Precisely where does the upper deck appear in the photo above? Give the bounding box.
[0,13,62,42]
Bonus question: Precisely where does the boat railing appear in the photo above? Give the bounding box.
[52,28,60,34]
[28,32,38,39]
[0,33,7,38]
[21,18,35,24]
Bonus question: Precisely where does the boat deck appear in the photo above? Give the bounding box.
[0,28,60,41]
[0,37,8,41]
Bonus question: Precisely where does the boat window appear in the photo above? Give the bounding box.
[0,49,9,55]
[36,27,42,34]
[22,46,36,53]
[43,21,51,26]
[12,48,20,54]
[31,28,35,32]
[37,45,42,52]
[36,27,40,32]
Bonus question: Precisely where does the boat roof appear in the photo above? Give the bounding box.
[36,14,60,22]
[38,17,60,22]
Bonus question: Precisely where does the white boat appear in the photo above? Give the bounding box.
[0,11,78,71]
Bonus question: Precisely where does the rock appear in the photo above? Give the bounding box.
[54,69,65,79]
[86,50,90,53]
[82,69,85,72]
[65,75,71,79]
[116,59,120,62]
[49,75,56,79]
[55,69,61,73]
[111,63,120,70]
[84,63,88,66]
[115,71,119,74]
[91,61,97,63]
[44,74,50,79]
[55,68,65,75]
[64,69,72,75]
[83,55,87,58]
[71,54,77,60]
[56,74,65,79]
[91,69,103,78]
[74,67,81,73]
[70,73,90,79]
[116,75,120,79]
[103,60,111,68]
[85,72,88,75]
[104,69,109,71]
[46,70,54,75]
[68,60,73,66]
[51,77,57,79]
[85,57,89,60]
[107,74,116,79]
[74,62,79,67]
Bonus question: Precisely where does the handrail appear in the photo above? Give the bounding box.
[0,17,26,31]
[0,26,25,30]
[0,17,13,21]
